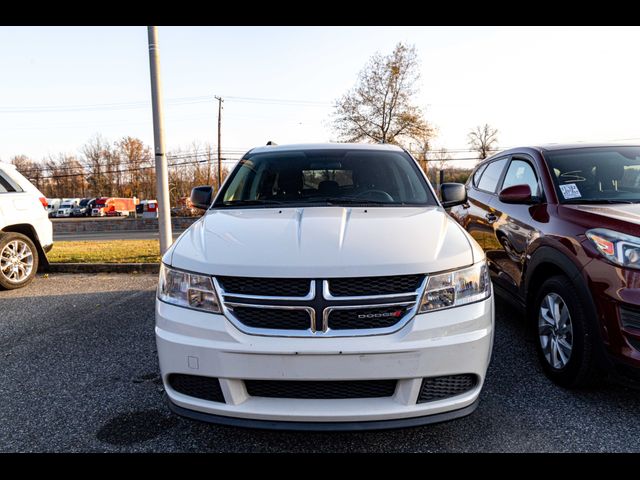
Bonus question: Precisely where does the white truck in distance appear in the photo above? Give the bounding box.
[46,198,61,218]
[156,143,494,430]
[56,198,80,218]
[0,162,53,289]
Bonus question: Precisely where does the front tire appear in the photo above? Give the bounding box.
[0,232,39,290]
[533,275,601,387]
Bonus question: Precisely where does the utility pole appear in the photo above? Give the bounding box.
[147,26,173,254]
[215,96,223,190]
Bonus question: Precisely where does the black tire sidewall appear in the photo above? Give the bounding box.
[533,275,594,387]
[0,232,39,290]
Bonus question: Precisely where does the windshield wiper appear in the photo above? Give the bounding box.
[563,199,638,204]
[219,199,286,207]
[320,197,394,206]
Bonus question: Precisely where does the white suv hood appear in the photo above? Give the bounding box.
[169,206,476,277]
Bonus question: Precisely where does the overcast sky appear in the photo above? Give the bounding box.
[1,26,638,165]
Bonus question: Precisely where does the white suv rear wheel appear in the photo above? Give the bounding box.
[0,232,38,289]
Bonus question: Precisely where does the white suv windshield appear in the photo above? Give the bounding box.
[215,148,436,208]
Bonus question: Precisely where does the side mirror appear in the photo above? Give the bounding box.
[190,185,214,210]
[499,184,535,204]
[440,183,467,208]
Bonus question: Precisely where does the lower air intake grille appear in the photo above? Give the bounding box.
[620,306,640,330]
[230,306,310,330]
[417,374,478,403]
[245,380,397,399]
[168,374,225,402]
[627,336,640,352]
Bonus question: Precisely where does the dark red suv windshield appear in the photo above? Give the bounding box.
[545,146,640,203]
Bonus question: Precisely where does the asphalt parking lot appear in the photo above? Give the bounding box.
[1,274,639,452]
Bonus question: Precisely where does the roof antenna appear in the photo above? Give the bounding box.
[266,140,277,146]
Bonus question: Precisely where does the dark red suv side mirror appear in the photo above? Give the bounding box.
[499,184,535,204]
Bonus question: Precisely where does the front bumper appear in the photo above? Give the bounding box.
[166,394,480,431]
[582,259,640,371]
[156,295,494,428]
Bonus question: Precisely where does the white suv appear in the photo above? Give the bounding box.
[156,143,494,430]
[0,162,53,289]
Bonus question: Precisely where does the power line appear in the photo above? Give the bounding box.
[15,151,244,177]
[21,147,246,164]
[11,146,493,178]
[225,96,332,107]
[21,156,241,180]
[0,94,333,114]
[20,136,640,180]
[0,96,213,113]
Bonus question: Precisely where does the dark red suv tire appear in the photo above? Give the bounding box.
[533,275,602,387]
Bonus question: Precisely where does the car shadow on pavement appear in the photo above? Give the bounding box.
[152,295,640,453]
[2,278,640,452]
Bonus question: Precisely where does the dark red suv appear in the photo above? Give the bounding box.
[450,144,640,387]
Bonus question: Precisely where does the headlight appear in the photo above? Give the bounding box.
[158,264,221,313]
[586,228,640,269]
[419,261,491,313]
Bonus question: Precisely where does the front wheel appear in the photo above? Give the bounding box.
[0,232,39,290]
[533,275,601,387]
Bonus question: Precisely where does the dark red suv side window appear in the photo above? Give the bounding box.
[476,158,508,193]
[471,163,488,188]
[501,159,540,196]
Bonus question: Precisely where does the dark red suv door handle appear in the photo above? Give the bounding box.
[485,213,498,224]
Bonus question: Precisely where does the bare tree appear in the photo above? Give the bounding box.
[83,134,110,197]
[333,42,434,147]
[10,155,45,192]
[117,136,154,199]
[204,143,215,185]
[190,141,209,186]
[44,155,62,197]
[60,155,85,197]
[468,124,499,160]
[411,130,435,177]
[5,135,232,206]
[10,154,33,172]
[430,148,452,172]
[101,144,120,197]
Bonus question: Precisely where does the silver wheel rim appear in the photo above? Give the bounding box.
[538,292,574,369]
[0,240,34,284]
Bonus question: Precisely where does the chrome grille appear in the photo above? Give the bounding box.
[213,275,427,337]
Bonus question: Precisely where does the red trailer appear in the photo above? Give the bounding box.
[91,197,138,217]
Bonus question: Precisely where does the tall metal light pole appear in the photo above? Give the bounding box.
[214,96,223,190]
[147,26,172,254]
